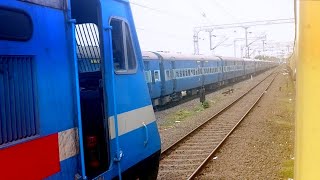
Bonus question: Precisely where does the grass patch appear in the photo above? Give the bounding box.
[194,105,205,112]
[194,100,210,112]
[161,100,211,128]
[202,101,210,109]
[161,110,192,128]
[279,159,294,179]
[172,110,192,121]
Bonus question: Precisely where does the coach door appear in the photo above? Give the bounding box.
[71,0,110,177]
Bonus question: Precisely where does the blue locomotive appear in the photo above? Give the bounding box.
[0,0,160,179]
[143,52,277,106]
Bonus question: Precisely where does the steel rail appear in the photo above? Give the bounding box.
[161,69,276,157]
[187,72,279,179]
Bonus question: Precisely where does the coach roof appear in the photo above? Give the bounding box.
[142,51,159,60]
[154,51,220,61]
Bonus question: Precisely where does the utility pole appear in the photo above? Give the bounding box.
[193,18,294,55]
[262,40,266,52]
[241,46,244,58]
[207,29,213,50]
[234,40,237,57]
[193,31,199,55]
[234,36,265,58]
[244,27,249,58]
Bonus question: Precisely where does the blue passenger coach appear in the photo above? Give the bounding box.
[0,0,161,179]
[143,52,162,101]
[153,52,175,105]
[202,56,222,88]
[165,54,202,96]
[244,58,256,75]
[143,52,277,107]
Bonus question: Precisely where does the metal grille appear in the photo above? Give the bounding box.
[0,56,38,145]
[75,23,101,73]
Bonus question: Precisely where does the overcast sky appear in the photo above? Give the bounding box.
[131,0,295,57]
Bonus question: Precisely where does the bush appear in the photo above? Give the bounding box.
[202,101,210,109]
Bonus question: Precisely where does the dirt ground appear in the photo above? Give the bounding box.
[196,66,295,179]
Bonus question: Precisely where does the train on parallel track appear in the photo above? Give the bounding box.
[143,51,278,106]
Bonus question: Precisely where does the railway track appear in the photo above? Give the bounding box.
[158,70,279,180]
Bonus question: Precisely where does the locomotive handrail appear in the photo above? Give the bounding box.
[142,122,149,146]
[69,18,87,180]
[103,25,122,180]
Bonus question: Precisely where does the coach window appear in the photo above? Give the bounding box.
[144,71,152,83]
[154,70,161,82]
[165,70,172,80]
[175,71,179,78]
[110,18,137,73]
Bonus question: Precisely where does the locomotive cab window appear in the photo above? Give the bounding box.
[110,18,137,73]
[0,8,33,41]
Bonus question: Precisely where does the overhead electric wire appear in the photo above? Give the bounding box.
[130,1,198,20]
[136,27,188,41]
[211,0,240,23]
[189,1,215,25]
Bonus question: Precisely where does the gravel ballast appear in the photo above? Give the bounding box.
[158,72,278,179]
[196,66,295,179]
[156,69,276,150]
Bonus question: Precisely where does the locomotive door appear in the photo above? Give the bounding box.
[71,0,110,177]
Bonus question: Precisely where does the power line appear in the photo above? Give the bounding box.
[189,1,215,24]
[136,27,189,41]
[211,0,240,23]
[130,2,164,13]
[194,18,294,30]
[130,1,197,20]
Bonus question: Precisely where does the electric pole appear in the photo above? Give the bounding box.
[262,40,266,52]
[244,27,249,58]
[193,18,294,55]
